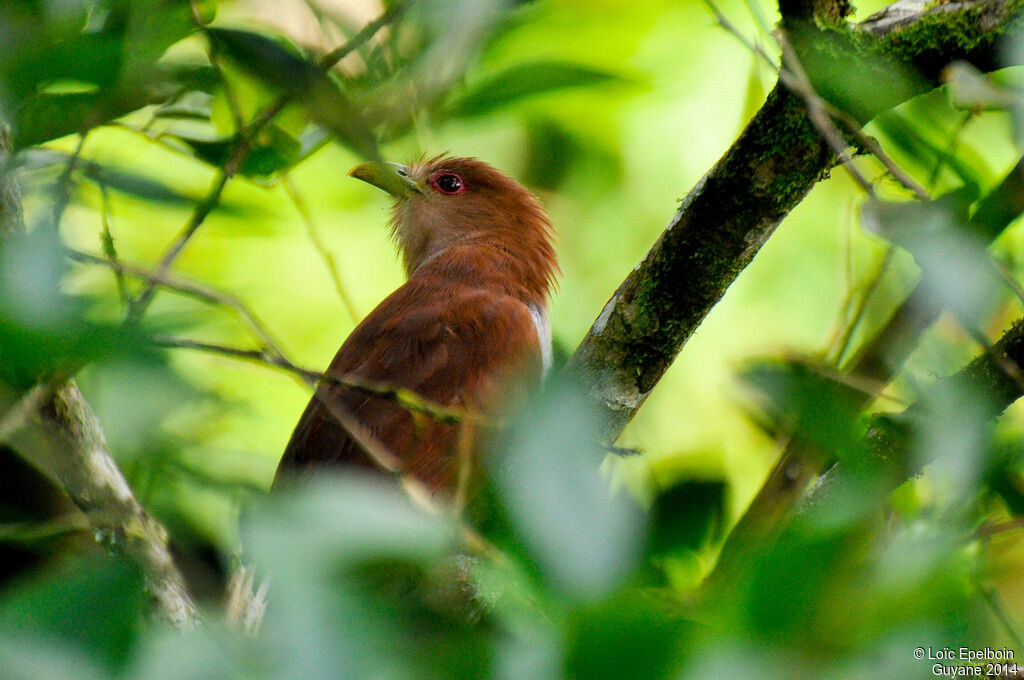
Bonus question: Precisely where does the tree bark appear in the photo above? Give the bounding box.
[0,125,197,627]
[565,0,1024,443]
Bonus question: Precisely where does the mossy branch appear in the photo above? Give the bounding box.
[564,0,1024,444]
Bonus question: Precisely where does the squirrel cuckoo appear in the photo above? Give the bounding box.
[275,156,558,494]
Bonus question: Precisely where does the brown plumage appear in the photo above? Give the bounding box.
[275,156,558,493]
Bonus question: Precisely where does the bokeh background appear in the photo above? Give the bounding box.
[4,0,1024,677]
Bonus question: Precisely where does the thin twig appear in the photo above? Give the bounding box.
[977,517,1024,537]
[125,4,407,326]
[0,382,57,445]
[827,104,930,201]
[774,31,876,196]
[151,336,468,425]
[68,247,287,358]
[708,1,928,201]
[927,110,974,188]
[705,0,780,70]
[124,168,233,324]
[98,182,131,308]
[981,585,1024,651]
[317,2,408,70]
[51,134,88,227]
[832,246,896,367]
[282,173,361,322]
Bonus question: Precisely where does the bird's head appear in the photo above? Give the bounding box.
[349,156,557,300]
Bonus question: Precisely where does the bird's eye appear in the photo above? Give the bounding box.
[431,171,466,195]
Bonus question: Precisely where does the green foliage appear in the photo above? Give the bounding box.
[1,0,1024,678]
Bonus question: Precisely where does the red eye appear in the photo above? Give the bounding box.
[430,171,465,195]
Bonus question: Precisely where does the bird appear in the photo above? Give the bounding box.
[275,156,558,496]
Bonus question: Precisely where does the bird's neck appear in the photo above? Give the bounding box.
[407,241,554,308]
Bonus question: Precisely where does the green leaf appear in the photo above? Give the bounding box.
[862,188,1003,329]
[969,156,1024,241]
[0,0,202,149]
[0,633,107,680]
[205,28,378,160]
[243,476,455,680]
[648,479,727,556]
[0,228,157,387]
[0,556,146,672]
[446,61,626,119]
[565,592,690,680]
[19,150,193,205]
[125,625,247,680]
[488,376,646,602]
[740,359,867,460]
[174,125,301,178]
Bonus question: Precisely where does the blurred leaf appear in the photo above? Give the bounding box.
[0,228,157,387]
[205,28,378,160]
[564,591,689,680]
[906,376,999,505]
[243,476,455,680]
[446,61,626,119]
[944,61,1021,112]
[489,376,645,602]
[523,119,581,191]
[154,91,214,121]
[19,149,193,205]
[985,440,1024,515]
[0,556,145,672]
[0,0,202,149]
[742,523,860,638]
[862,188,1005,329]
[648,479,727,556]
[125,625,248,680]
[0,633,107,680]
[969,156,1024,241]
[174,125,301,178]
[81,358,199,462]
[741,359,867,460]
[871,94,993,191]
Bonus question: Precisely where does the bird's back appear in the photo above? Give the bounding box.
[275,249,546,492]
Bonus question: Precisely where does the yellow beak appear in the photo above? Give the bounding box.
[348,162,424,198]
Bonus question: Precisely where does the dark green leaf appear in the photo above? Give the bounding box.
[0,556,146,672]
[741,359,867,460]
[969,156,1024,241]
[206,28,378,160]
[648,479,727,555]
[565,592,690,680]
[19,150,192,205]
[174,125,301,178]
[446,61,625,119]
[0,0,201,149]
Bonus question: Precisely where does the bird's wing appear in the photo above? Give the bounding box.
[275,279,544,490]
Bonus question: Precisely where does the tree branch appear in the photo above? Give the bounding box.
[124,3,406,325]
[564,0,1024,442]
[0,124,198,626]
[707,154,1024,592]
[1,381,199,627]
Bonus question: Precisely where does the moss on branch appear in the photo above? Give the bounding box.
[566,0,1024,444]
